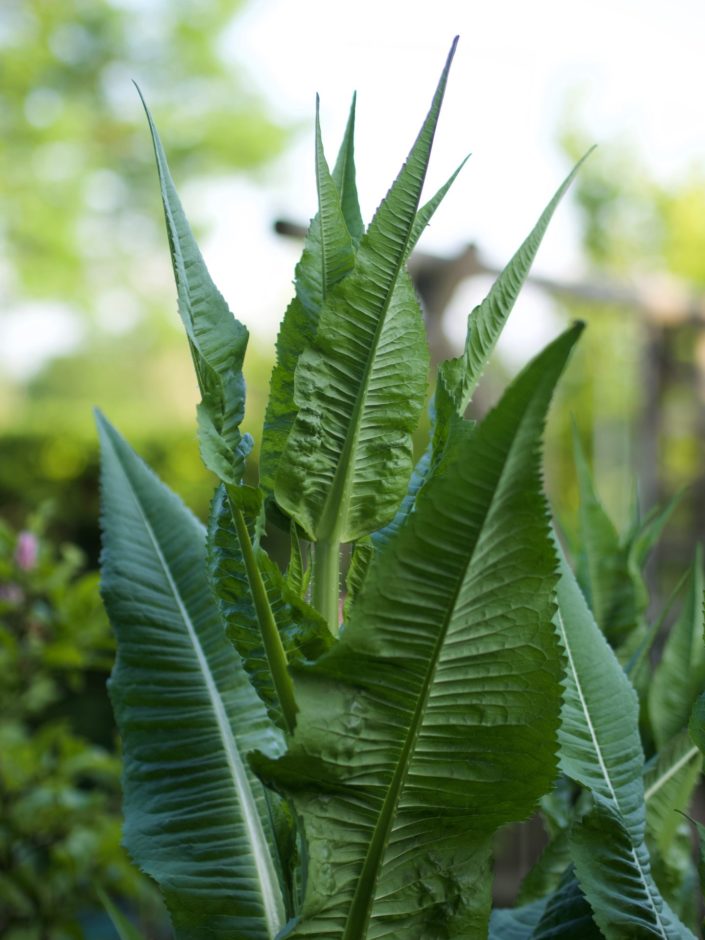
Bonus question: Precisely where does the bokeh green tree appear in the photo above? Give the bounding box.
[0,0,288,538]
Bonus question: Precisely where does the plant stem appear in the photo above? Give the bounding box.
[227,489,298,735]
[313,537,340,636]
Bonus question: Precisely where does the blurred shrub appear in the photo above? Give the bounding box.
[0,510,165,939]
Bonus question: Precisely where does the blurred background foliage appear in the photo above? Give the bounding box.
[0,511,168,939]
[3,1,705,935]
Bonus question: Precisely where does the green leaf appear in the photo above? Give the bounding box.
[370,437,433,549]
[644,728,701,866]
[488,898,548,939]
[554,544,695,938]
[260,97,360,500]
[208,484,330,732]
[689,691,705,754]
[273,40,459,543]
[531,868,601,939]
[342,536,373,622]
[570,797,691,939]
[98,412,287,940]
[254,325,580,938]
[331,94,364,246]
[138,88,251,485]
[408,155,470,253]
[314,96,356,298]
[433,151,592,446]
[649,548,705,747]
[286,522,308,598]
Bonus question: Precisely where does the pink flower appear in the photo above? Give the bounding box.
[14,531,38,571]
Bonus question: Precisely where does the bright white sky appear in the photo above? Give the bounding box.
[199,0,705,363]
[4,0,705,376]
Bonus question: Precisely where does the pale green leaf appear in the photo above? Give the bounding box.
[286,522,308,597]
[260,96,360,499]
[342,536,373,622]
[644,728,701,865]
[433,151,592,447]
[331,93,364,245]
[273,41,459,542]
[98,412,286,939]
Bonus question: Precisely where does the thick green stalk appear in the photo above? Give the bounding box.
[227,489,298,734]
[313,537,340,635]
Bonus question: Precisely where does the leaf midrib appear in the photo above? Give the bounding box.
[112,440,284,938]
[555,609,667,938]
[343,398,550,939]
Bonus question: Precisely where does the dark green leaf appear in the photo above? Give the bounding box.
[531,868,601,939]
[98,413,286,939]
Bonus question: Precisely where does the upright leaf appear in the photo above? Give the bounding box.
[138,90,251,485]
[554,545,695,938]
[331,94,364,246]
[644,729,702,871]
[649,548,705,747]
[255,326,580,938]
[273,40,459,543]
[433,152,591,445]
[260,98,359,498]
[98,413,286,940]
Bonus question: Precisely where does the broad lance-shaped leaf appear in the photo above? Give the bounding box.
[138,88,251,485]
[208,484,331,731]
[650,547,705,748]
[98,412,287,940]
[254,325,581,938]
[273,40,458,543]
[433,150,592,442]
[554,543,695,938]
